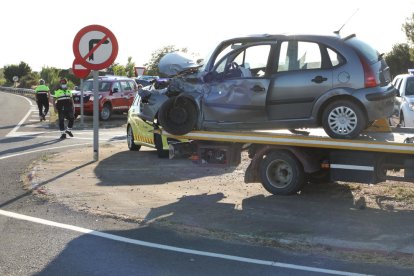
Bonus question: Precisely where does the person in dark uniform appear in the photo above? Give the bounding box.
[35,79,50,121]
[53,78,75,140]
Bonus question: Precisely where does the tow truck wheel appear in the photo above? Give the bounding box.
[127,125,141,151]
[158,96,197,135]
[322,100,365,139]
[154,133,169,158]
[260,151,305,195]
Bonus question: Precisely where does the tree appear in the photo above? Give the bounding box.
[3,61,31,83]
[144,45,188,76]
[385,43,414,78]
[125,56,135,78]
[40,67,61,91]
[0,68,5,86]
[403,14,414,45]
[112,64,126,76]
[19,71,39,88]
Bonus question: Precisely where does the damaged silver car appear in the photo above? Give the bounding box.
[137,34,396,139]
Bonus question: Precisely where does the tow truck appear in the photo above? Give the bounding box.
[155,120,414,196]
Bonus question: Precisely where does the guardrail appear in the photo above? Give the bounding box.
[0,86,35,95]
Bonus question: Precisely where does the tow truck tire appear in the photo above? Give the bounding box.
[158,96,197,135]
[154,133,169,158]
[127,125,141,151]
[260,151,305,195]
[322,100,366,139]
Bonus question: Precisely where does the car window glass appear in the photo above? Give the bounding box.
[129,80,137,90]
[120,81,132,91]
[112,81,121,92]
[214,45,271,79]
[99,82,111,92]
[278,41,321,72]
[405,78,414,96]
[327,48,343,67]
[241,45,270,77]
[213,45,233,68]
[82,80,93,91]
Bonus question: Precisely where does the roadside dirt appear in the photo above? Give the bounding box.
[24,142,414,267]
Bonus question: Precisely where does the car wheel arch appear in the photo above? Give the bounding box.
[157,94,203,129]
[316,95,367,126]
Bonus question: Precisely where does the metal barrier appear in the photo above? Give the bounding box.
[0,86,35,95]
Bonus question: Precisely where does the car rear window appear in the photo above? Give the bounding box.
[344,37,380,64]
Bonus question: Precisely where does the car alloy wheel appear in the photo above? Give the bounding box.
[322,100,366,139]
[328,106,357,135]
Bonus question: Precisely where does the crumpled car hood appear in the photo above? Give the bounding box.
[158,52,202,77]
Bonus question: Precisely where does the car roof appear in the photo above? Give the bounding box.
[393,73,414,79]
[86,76,133,81]
[219,33,343,44]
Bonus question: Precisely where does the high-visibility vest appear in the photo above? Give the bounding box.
[35,84,50,94]
[54,89,72,101]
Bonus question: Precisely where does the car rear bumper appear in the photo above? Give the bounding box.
[359,85,397,121]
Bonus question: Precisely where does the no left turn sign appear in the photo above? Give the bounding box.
[73,25,118,71]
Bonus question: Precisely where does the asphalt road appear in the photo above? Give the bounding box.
[0,91,413,275]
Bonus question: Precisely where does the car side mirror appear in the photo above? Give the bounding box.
[112,87,119,93]
[74,86,80,91]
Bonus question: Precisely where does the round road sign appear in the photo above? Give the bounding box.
[72,59,91,79]
[73,25,118,71]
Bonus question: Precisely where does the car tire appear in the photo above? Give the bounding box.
[400,113,406,127]
[127,125,141,151]
[322,100,366,139]
[154,133,169,158]
[260,151,305,195]
[158,96,197,135]
[100,103,112,121]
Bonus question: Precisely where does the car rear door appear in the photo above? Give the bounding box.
[267,40,333,120]
[119,80,135,111]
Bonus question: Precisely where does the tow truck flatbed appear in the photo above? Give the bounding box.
[160,128,414,154]
[158,127,414,195]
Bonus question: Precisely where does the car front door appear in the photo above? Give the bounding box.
[203,44,271,125]
[267,40,333,120]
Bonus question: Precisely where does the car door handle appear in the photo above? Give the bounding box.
[251,85,265,92]
[311,76,328,83]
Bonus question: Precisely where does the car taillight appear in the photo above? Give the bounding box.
[358,54,377,88]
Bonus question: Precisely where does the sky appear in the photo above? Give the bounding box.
[1,0,414,72]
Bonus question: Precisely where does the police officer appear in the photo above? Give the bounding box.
[35,79,50,121]
[53,78,75,139]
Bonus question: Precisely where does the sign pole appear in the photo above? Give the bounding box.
[92,70,99,161]
[80,79,84,128]
[72,24,118,161]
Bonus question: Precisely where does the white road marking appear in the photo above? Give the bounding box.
[0,209,368,276]
[6,95,35,137]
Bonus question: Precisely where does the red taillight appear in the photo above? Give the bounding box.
[358,54,377,88]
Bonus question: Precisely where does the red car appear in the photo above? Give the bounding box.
[72,76,138,120]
